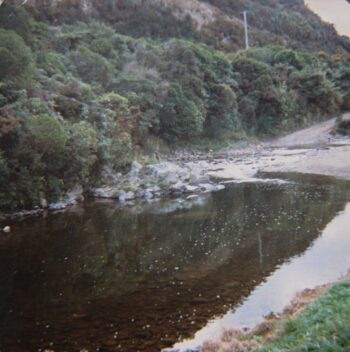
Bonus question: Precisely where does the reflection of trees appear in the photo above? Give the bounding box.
[0,177,349,351]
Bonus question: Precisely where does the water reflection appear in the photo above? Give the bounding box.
[0,176,349,352]
[173,201,350,351]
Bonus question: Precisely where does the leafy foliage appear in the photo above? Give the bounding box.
[0,28,33,81]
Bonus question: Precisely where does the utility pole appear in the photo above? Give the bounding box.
[243,10,249,49]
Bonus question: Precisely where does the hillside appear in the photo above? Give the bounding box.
[12,0,350,54]
[0,0,350,211]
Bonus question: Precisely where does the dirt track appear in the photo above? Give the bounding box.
[186,115,350,183]
[262,115,350,180]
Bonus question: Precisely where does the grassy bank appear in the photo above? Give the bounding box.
[202,278,350,352]
[261,280,350,352]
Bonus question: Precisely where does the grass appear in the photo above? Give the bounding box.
[260,280,350,352]
[202,280,350,352]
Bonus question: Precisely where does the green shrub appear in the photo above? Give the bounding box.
[0,29,34,81]
[97,92,129,114]
[0,155,44,211]
[36,50,67,76]
[158,83,204,141]
[0,4,35,44]
[70,45,115,86]
[65,121,98,184]
[25,115,68,157]
[233,57,275,92]
[335,115,350,136]
[109,134,133,170]
[290,70,341,115]
[206,84,240,137]
[46,175,64,203]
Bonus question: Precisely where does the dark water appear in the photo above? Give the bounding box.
[1,175,350,352]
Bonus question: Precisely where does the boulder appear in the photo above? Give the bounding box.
[48,202,68,211]
[191,175,211,185]
[170,182,185,194]
[198,183,225,193]
[130,160,143,175]
[128,161,143,186]
[2,226,10,233]
[144,162,190,185]
[93,187,120,199]
[39,198,48,209]
[136,189,154,199]
[182,184,201,194]
[118,190,136,202]
[100,165,120,185]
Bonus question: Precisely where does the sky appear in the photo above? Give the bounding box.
[305,0,350,37]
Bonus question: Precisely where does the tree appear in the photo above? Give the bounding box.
[25,115,68,157]
[65,121,98,184]
[0,28,33,81]
[158,83,204,141]
[206,84,240,137]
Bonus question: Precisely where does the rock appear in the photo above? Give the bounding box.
[65,195,78,206]
[164,348,200,352]
[118,190,136,202]
[177,168,191,181]
[2,226,10,233]
[198,183,225,193]
[191,175,211,185]
[100,165,120,185]
[66,184,84,204]
[10,209,44,220]
[128,161,143,186]
[47,185,84,211]
[136,189,154,199]
[93,187,120,199]
[135,189,146,198]
[162,172,180,185]
[170,182,185,194]
[130,160,142,175]
[144,162,190,185]
[40,198,48,209]
[124,191,136,201]
[186,195,199,200]
[48,202,68,211]
[182,184,201,194]
[147,186,161,193]
[128,175,141,188]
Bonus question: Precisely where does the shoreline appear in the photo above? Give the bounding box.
[199,270,350,352]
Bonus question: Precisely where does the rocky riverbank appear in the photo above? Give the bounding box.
[91,161,225,202]
[2,117,350,226]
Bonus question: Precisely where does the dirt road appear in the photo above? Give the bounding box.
[185,115,350,183]
[262,115,350,180]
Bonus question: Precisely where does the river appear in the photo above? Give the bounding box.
[1,174,350,351]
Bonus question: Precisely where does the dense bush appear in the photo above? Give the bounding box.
[0,4,36,44]
[335,115,350,136]
[158,83,205,141]
[205,83,240,137]
[65,121,98,184]
[70,45,115,87]
[0,29,34,82]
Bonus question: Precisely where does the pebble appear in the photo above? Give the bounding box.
[2,226,10,233]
